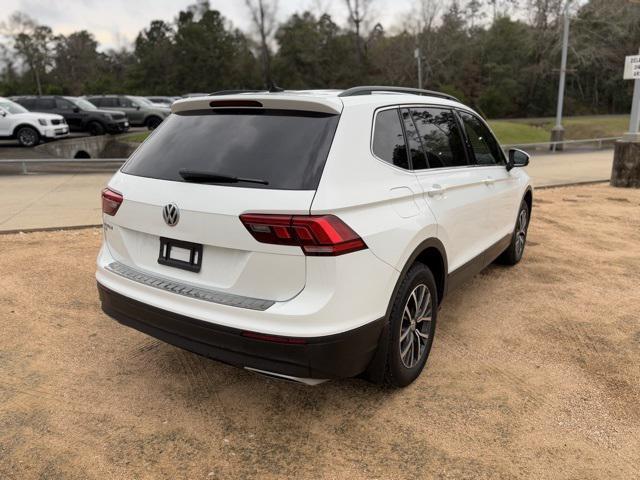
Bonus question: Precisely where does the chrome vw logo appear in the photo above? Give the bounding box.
[162,203,180,227]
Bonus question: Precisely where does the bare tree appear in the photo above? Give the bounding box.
[344,0,374,63]
[0,12,54,95]
[245,0,278,88]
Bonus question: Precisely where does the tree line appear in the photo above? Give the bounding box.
[0,0,638,119]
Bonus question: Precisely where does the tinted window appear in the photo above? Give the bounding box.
[400,109,428,170]
[372,109,408,169]
[56,98,74,110]
[100,98,119,108]
[122,109,339,190]
[119,97,135,108]
[15,98,35,109]
[35,98,56,110]
[410,107,467,169]
[459,111,504,165]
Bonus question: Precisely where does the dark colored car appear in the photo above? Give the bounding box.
[86,95,170,130]
[11,96,129,135]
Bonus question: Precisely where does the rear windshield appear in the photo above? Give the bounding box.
[122,109,340,190]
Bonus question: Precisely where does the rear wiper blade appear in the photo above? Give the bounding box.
[178,169,269,185]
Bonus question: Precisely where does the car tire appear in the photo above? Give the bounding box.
[16,126,40,147]
[382,263,438,387]
[145,116,162,130]
[88,121,105,136]
[497,200,530,266]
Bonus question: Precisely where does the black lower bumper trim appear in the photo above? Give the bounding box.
[98,283,384,379]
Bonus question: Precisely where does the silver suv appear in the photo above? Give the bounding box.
[86,95,170,130]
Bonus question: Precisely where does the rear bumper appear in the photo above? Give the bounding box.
[98,282,385,379]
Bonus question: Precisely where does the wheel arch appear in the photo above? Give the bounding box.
[523,186,533,214]
[12,122,40,137]
[364,237,448,384]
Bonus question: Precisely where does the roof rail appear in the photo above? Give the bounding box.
[338,86,459,102]
[209,89,264,96]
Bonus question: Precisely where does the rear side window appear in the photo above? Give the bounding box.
[35,98,56,110]
[458,111,504,165]
[56,98,73,110]
[400,109,428,170]
[372,109,408,169]
[410,107,467,169]
[122,109,339,190]
[16,98,35,109]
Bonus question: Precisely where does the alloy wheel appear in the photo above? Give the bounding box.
[399,284,433,369]
[18,129,36,147]
[515,208,528,258]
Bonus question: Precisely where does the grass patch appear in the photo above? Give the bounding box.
[120,131,151,143]
[119,115,629,147]
[487,120,549,145]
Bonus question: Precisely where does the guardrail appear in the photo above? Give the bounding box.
[0,158,126,175]
[503,137,620,152]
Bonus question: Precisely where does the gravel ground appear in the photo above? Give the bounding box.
[1,184,639,480]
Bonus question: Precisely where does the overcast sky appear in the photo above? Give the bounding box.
[0,0,420,50]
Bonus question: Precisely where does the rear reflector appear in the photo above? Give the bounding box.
[240,214,367,256]
[101,188,123,216]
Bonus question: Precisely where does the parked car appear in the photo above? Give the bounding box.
[11,95,129,136]
[146,96,181,107]
[86,95,170,130]
[0,96,69,146]
[97,86,532,387]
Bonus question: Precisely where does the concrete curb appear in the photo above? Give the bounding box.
[0,224,102,236]
[534,179,609,190]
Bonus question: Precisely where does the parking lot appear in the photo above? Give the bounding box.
[1,183,638,479]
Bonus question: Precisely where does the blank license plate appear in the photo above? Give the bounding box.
[158,237,203,273]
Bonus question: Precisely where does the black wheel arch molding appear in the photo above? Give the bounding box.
[364,236,448,383]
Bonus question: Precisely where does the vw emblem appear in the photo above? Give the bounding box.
[162,203,180,227]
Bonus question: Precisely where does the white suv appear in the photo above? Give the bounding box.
[0,97,69,146]
[97,86,532,387]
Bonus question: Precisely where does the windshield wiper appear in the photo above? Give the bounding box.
[178,169,269,185]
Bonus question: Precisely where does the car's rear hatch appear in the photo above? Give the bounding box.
[103,94,342,302]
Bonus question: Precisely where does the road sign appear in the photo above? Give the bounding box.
[624,55,640,80]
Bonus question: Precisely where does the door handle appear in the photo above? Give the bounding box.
[483,177,495,185]
[426,184,445,196]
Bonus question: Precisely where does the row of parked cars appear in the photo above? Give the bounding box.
[0,95,181,147]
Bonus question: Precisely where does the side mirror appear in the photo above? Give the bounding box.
[136,105,141,110]
[0,108,7,117]
[73,107,80,113]
[506,148,530,171]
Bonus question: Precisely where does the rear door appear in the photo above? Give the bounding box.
[457,110,521,242]
[406,106,496,272]
[104,107,340,301]
[118,96,143,124]
[55,98,82,128]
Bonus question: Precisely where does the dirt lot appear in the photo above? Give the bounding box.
[1,184,639,479]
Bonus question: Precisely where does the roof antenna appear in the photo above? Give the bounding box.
[268,81,284,93]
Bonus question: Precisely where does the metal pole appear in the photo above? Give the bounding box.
[551,0,570,151]
[415,48,422,89]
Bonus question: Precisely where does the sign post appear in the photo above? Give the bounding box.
[623,54,640,140]
[611,50,640,188]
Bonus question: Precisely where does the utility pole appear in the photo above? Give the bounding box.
[415,47,422,89]
[550,0,570,151]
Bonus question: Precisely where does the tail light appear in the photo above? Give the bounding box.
[101,188,123,216]
[240,214,367,256]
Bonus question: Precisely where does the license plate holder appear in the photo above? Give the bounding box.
[158,237,203,273]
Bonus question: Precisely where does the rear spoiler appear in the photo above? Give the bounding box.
[172,94,343,115]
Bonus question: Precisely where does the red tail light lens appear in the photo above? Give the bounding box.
[240,214,367,256]
[101,188,123,216]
